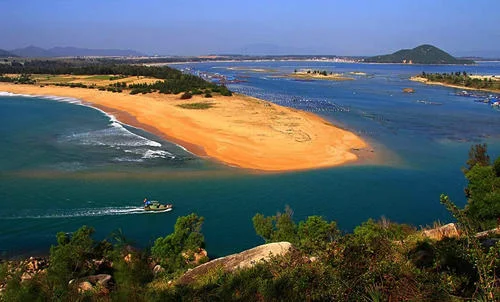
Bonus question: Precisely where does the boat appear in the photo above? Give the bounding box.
[143,200,173,212]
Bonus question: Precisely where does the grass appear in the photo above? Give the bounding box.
[32,74,76,83]
[177,102,215,110]
[85,75,116,80]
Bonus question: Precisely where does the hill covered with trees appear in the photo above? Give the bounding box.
[364,44,475,65]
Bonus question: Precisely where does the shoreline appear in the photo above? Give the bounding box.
[0,83,370,172]
[151,59,359,66]
[410,76,500,94]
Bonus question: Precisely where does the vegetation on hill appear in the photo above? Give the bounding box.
[0,59,232,96]
[364,44,475,64]
[1,144,499,301]
[417,71,500,91]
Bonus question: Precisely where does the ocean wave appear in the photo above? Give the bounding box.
[60,120,163,150]
[0,206,170,219]
[124,148,174,159]
[112,157,145,163]
[0,91,198,156]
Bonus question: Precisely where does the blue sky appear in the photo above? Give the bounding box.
[2,0,499,56]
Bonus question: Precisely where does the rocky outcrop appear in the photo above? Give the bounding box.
[182,248,208,266]
[177,242,292,285]
[422,223,460,240]
[71,274,113,294]
[403,87,415,93]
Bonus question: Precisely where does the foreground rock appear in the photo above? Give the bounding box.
[177,242,292,284]
[422,223,500,241]
[72,274,113,294]
[422,223,460,240]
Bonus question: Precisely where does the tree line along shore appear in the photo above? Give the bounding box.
[0,144,499,301]
[0,60,232,97]
[412,71,500,93]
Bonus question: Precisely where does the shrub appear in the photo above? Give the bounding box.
[151,213,205,274]
[180,92,192,99]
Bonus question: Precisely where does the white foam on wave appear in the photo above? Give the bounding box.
[0,91,22,97]
[113,157,145,163]
[143,149,173,159]
[0,206,170,219]
[124,148,174,159]
[62,126,163,149]
[0,91,199,155]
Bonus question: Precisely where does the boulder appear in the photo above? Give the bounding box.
[78,281,93,293]
[177,242,292,284]
[87,274,112,288]
[20,272,33,282]
[182,248,208,265]
[403,87,415,93]
[124,253,132,263]
[153,264,165,275]
[422,223,460,240]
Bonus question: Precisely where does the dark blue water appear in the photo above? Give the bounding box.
[1,61,499,259]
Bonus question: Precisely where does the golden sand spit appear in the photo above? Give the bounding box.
[0,83,368,171]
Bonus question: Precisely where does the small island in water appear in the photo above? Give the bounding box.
[364,44,475,65]
[288,69,354,81]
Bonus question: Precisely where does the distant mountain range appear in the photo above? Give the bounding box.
[364,44,475,65]
[0,49,16,57]
[6,46,146,57]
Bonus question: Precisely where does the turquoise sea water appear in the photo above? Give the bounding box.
[1,62,500,258]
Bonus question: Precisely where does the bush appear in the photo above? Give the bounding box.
[180,92,192,99]
[151,213,205,274]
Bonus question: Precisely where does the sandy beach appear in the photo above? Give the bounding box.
[0,83,368,171]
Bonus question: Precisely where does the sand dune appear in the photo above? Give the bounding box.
[0,83,368,171]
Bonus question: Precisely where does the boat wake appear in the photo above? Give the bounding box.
[1,206,170,219]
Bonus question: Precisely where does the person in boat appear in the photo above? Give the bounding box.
[143,198,152,207]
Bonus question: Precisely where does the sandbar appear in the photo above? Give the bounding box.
[0,83,368,172]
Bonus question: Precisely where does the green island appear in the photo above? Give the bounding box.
[364,44,475,65]
[289,69,354,81]
[1,144,499,301]
[412,71,500,93]
[0,59,232,97]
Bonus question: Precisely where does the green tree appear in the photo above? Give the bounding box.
[252,213,274,242]
[273,206,297,243]
[464,164,500,230]
[465,143,490,173]
[151,213,206,273]
[111,250,152,301]
[252,206,298,245]
[47,225,103,297]
[297,216,339,255]
[440,195,500,301]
